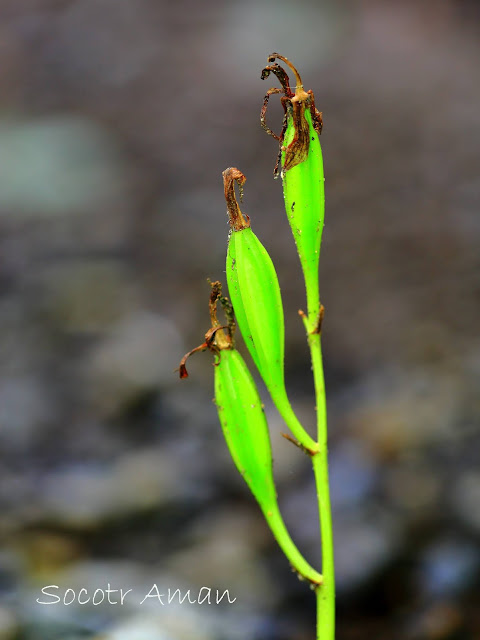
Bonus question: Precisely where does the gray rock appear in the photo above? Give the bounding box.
[333,507,403,593]
[37,260,135,334]
[0,606,19,640]
[0,117,125,218]
[0,375,54,451]
[451,471,480,534]
[417,537,479,598]
[86,311,184,417]
[163,507,279,609]
[39,447,189,527]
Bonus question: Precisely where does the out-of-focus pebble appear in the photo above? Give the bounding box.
[0,606,19,640]
[451,471,480,534]
[417,538,479,598]
[86,311,184,416]
[39,447,188,527]
[0,117,125,217]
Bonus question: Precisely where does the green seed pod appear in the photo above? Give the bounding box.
[179,282,322,585]
[214,347,321,585]
[224,169,282,385]
[261,53,325,331]
[223,168,317,453]
[214,347,275,506]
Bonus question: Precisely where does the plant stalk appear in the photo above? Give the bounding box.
[308,331,335,640]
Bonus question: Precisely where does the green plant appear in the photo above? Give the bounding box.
[179,54,334,640]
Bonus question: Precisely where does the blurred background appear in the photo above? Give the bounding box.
[0,0,479,638]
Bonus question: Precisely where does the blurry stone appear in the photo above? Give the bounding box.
[384,463,441,512]
[100,606,268,640]
[405,602,463,640]
[57,0,161,89]
[333,507,403,593]
[417,538,479,598]
[451,470,480,533]
[0,471,37,532]
[348,369,461,458]
[87,311,184,417]
[162,386,219,433]
[0,300,51,375]
[164,507,278,609]
[0,607,19,640]
[0,550,23,595]
[0,117,125,217]
[465,345,480,384]
[0,375,54,451]
[99,612,216,640]
[38,260,136,334]
[328,439,377,509]
[208,0,349,87]
[20,603,103,639]
[40,447,188,527]
[16,532,83,582]
[402,322,459,371]
[99,616,173,640]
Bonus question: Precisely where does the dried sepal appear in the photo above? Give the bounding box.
[177,281,234,378]
[261,53,323,177]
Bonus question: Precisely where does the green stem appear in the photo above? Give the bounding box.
[308,331,335,640]
[273,388,319,453]
[264,502,323,586]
